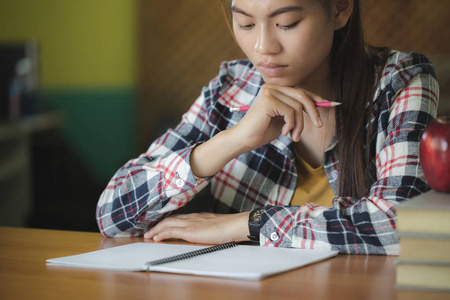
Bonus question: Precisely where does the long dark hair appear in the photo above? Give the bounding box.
[221,0,389,198]
[323,0,389,198]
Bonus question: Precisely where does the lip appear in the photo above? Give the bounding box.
[257,62,288,77]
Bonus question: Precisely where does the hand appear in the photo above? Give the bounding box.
[188,85,325,178]
[144,212,250,244]
[231,84,324,151]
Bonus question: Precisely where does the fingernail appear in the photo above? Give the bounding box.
[317,117,323,127]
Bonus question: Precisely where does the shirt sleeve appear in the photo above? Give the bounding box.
[259,52,439,254]
[96,59,255,238]
[96,89,215,238]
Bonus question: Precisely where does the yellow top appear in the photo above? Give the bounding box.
[290,151,335,207]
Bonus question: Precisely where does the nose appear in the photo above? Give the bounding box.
[254,27,281,55]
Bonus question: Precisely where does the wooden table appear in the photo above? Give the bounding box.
[0,227,448,300]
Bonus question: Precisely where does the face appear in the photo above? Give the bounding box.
[231,0,335,89]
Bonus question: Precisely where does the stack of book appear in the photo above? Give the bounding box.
[395,189,450,292]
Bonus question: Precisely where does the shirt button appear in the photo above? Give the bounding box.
[270,232,279,241]
[176,179,184,187]
[331,170,339,180]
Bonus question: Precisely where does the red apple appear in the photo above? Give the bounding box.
[420,116,450,193]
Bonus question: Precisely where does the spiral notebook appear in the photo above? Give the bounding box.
[47,242,338,280]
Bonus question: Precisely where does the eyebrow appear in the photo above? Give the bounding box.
[230,5,303,18]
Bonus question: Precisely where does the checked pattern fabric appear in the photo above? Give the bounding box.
[97,50,438,254]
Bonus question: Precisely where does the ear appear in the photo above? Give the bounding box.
[333,0,354,30]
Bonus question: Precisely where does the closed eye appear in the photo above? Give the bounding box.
[237,23,255,30]
[277,20,301,30]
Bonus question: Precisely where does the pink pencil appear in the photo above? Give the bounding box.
[229,101,341,112]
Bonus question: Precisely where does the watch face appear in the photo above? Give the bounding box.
[250,207,264,221]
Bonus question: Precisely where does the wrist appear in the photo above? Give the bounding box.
[220,127,252,157]
[190,130,242,178]
[230,211,251,242]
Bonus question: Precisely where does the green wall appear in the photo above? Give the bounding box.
[0,0,138,182]
[43,88,137,181]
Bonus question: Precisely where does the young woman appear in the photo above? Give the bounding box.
[96,0,439,254]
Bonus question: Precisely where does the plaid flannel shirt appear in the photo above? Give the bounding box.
[97,50,439,254]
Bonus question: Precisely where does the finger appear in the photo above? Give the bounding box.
[260,86,314,140]
[265,102,296,138]
[290,88,323,128]
[170,213,217,221]
[144,217,188,239]
[270,85,323,128]
[257,89,303,141]
[268,89,304,141]
[152,227,187,242]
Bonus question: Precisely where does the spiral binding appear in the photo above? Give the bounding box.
[145,241,238,271]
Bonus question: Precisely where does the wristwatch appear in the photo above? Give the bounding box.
[247,207,264,242]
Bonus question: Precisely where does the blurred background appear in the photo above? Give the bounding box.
[0,0,449,232]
